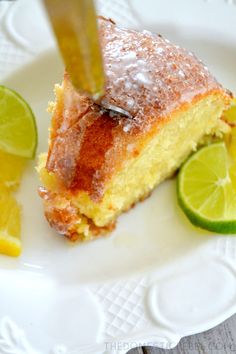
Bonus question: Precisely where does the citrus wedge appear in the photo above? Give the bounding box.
[177,142,236,234]
[0,185,21,256]
[226,126,236,159]
[0,85,37,158]
[223,98,236,126]
[0,150,26,190]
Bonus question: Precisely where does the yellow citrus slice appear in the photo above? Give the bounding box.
[0,185,21,257]
[0,150,26,190]
[223,98,236,126]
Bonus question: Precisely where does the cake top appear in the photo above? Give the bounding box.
[99,18,222,132]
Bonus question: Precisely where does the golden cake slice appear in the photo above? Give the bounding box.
[38,18,231,241]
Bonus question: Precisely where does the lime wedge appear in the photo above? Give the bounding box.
[0,85,37,158]
[177,142,236,234]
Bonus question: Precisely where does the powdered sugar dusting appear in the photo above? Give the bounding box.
[123,123,132,132]
[121,51,136,62]
[178,70,185,78]
[156,47,164,54]
[126,97,135,109]
[142,30,153,36]
[99,18,221,133]
[135,72,151,85]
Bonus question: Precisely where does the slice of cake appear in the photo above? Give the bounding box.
[38,18,231,241]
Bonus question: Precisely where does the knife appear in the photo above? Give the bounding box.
[43,0,105,100]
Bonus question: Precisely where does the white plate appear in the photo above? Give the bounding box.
[1,1,236,353]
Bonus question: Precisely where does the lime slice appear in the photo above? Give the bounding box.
[177,142,236,234]
[0,184,21,257]
[0,85,37,158]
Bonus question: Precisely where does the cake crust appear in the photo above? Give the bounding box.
[39,187,115,241]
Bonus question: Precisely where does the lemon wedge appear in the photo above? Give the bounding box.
[0,185,21,257]
[0,150,26,190]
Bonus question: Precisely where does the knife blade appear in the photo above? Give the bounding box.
[44,0,105,100]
